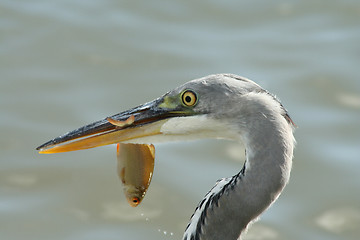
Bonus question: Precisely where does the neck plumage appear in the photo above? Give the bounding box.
[183,111,295,240]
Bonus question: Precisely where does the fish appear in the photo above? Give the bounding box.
[116,143,155,207]
[106,115,155,207]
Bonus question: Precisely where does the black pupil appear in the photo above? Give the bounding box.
[185,95,192,103]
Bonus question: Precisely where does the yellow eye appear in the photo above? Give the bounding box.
[181,90,197,106]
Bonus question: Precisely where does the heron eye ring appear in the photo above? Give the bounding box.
[181,90,197,106]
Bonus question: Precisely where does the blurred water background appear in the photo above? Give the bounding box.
[1,0,360,239]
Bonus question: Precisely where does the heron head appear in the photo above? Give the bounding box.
[36,74,269,154]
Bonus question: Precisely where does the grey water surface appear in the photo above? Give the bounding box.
[1,1,360,240]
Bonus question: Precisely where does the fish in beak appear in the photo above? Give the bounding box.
[36,91,200,207]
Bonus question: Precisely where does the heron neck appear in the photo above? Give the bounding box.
[242,114,294,196]
[232,115,294,236]
[240,117,294,220]
[183,115,294,240]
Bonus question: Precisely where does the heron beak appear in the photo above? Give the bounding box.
[36,97,192,154]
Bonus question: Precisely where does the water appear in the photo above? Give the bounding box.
[1,0,360,239]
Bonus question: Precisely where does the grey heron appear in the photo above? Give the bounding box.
[36,73,296,240]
